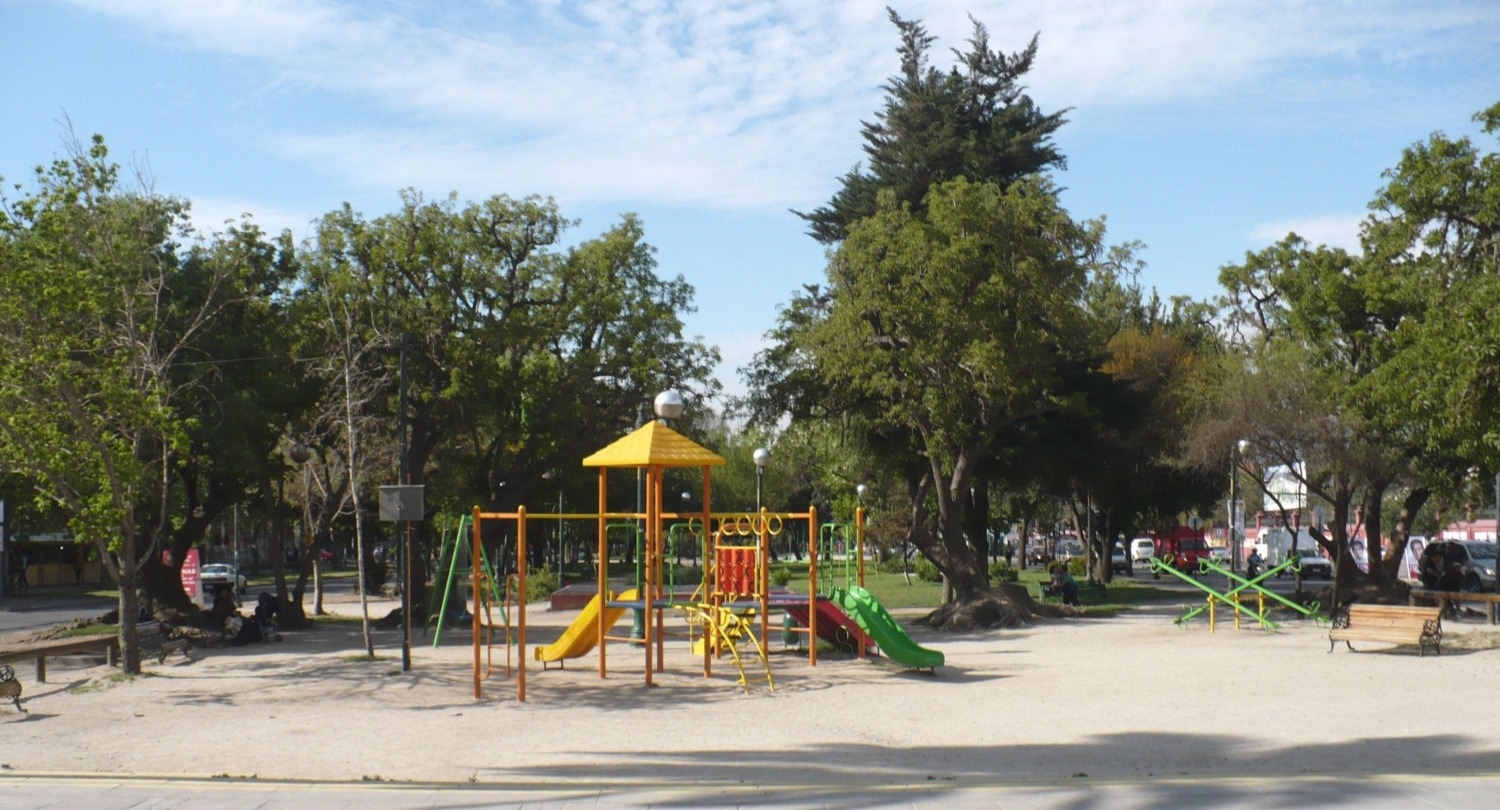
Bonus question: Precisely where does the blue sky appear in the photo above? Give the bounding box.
[5,1,1499,401]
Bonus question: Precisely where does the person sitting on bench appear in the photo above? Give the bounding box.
[1047,567,1081,606]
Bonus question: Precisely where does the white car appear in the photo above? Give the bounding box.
[1130,537,1155,563]
[1289,548,1333,580]
[200,563,247,595]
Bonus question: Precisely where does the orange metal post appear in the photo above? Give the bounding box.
[808,505,818,667]
[758,506,769,651]
[700,465,713,678]
[597,467,609,679]
[703,524,716,679]
[654,468,665,673]
[472,505,482,699]
[517,506,527,702]
[643,468,656,686]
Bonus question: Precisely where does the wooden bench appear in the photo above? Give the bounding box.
[0,635,120,682]
[1408,588,1500,625]
[1328,604,1442,656]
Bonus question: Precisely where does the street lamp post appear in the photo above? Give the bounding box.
[1230,439,1248,572]
[753,448,770,511]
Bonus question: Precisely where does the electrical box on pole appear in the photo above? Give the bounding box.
[378,485,425,522]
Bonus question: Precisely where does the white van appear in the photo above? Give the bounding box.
[1131,537,1155,563]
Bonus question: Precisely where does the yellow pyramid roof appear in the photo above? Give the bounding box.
[582,421,726,468]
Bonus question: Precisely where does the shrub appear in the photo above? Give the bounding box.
[1067,556,1088,578]
[914,555,943,583]
[770,566,792,587]
[525,567,561,603]
[876,555,911,574]
[989,560,1019,583]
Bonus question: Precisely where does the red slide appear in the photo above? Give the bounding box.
[783,598,876,651]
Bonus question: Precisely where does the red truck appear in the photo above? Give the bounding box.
[1152,527,1212,577]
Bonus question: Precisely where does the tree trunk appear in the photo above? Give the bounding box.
[137,555,197,615]
[114,538,143,676]
[1326,479,1356,614]
[313,556,326,616]
[1363,478,1391,587]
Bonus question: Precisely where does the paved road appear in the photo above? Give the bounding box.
[0,596,114,638]
[3,772,1498,809]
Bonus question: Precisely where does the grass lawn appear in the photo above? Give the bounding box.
[763,560,1189,613]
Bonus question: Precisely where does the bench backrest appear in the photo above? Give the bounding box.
[1346,604,1440,623]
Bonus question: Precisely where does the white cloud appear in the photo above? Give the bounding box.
[185,195,317,240]
[1250,214,1364,251]
[62,1,1500,211]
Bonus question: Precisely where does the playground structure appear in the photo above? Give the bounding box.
[1149,554,1326,632]
[462,416,943,701]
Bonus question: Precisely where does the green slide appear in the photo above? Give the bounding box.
[831,585,944,670]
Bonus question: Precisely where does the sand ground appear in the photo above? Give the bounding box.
[2,591,1497,800]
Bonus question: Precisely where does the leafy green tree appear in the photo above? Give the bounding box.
[0,135,234,672]
[142,224,311,614]
[797,177,1100,620]
[293,192,716,600]
[1358,102,1500,574]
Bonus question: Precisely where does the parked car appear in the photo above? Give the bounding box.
[1289,547,1333,580]
[1418,540,1497,591]
[1130,537,1155,563]
[1027,544,1052,566]
[1153,530,1211,577]
[1056,540,1085,564]
[1111,545,1128,574]
[1209,546,1231,566]
[200,563,247,596]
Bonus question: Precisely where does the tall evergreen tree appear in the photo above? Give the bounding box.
[798,8,1066,244]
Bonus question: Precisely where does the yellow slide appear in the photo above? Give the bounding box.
[534,589,638,663]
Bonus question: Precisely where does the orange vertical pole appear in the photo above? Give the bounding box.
[643,467,656,687]
[701,466,713,679]
[808,505,818,667]
[517,506,527,702]
[704,525,716,679]
[758,506,770,651]
[472,505,483,699]
[654,467,665,674]
[597,467,609,679]
[701,465,713,556]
